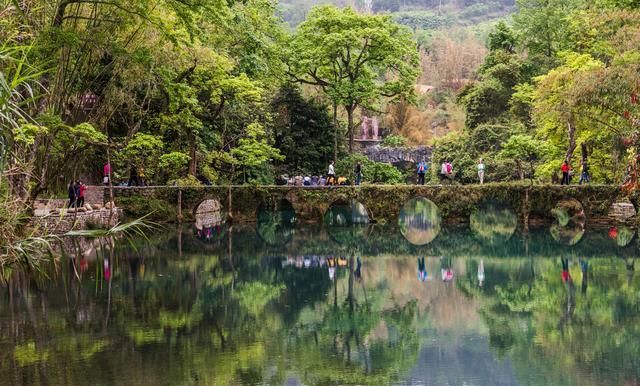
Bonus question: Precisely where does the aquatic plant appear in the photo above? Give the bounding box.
[0,217,154,281]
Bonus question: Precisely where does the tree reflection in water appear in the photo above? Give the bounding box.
[256,199,296,246]
[470,201,518,245]
[398,197,441,246]
[324,199,370,248]
[1,225,639,386]
[550,199,585,246]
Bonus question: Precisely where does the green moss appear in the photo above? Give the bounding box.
[117,196,177,223]
[112,184,629,225]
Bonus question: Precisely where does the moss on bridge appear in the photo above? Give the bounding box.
[107,183,635,225]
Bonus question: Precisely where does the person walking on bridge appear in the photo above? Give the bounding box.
[103,162,111,186]
[76,181,87,208]
[67,181,77,208]
[578,160,590,184]
[477,158,485,185]
[416,159,427,185]
[327,161,336,186]
[561,160,571,185]
[354,162,363,186]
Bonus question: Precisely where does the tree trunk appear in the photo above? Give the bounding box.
[348,255,355,310]
[53,1,69,27]
[565,120,577,162]
[581,142,588,164]
[333,102,338,162]
[517,160,524,180]
[188,130,197,176]
[227,164,234,222]
[107,146,115,221]
[347,106,355,153]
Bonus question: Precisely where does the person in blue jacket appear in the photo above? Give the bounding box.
[416,159,428,185]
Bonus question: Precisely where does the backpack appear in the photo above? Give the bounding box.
[418,163,424,172]
[446,163,452,174]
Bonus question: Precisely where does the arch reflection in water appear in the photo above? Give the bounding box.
[194,199,226,242]
[257,199,296,246]
[470,201,517,244]
[550,199,585,246]
[324,200,369,226]
[608,224,635,247]
[399,197,441,245]
[606,201,636,247]
[324,200,369,246]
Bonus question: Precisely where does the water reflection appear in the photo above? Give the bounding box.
[2,227,640,386]
[324,199,369,226]
[399,197,441,245]
[550,199,585,245]
[256,199,296,246]
[324,200,370,246]
[194,199,225,243]
[469,201,518,244]
[608,224,635,247]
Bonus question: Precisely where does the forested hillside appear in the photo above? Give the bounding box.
[1,0,639,203]
[281,0,517,145]
[280,0,515,27]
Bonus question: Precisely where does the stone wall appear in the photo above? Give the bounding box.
[361,146,432,166]
[102,184,636,226]
[29,208,122,234]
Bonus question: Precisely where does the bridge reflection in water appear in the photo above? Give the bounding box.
[399,197,442,245]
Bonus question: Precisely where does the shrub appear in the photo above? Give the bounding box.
[336,154,404,184]
[117,197,177,222]
[382,134,407,147]
[168,175,202,187]
[159,152,190,181]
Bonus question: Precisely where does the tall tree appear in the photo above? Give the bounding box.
[514,0,582,60]
[288,5,420,153]
[272,85,336,174]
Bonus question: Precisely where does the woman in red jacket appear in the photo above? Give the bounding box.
[561,160,571,185]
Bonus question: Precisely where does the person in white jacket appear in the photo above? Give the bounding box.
[327,161,336,185]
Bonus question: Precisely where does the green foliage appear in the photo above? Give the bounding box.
[117,197,177,223]
[167,175,202,187]
[0,44,44,130]
[232,282,285,316]
[12,124,48,146]
[451,3,640,184]
[509,83,535,126]
[431,132,476,182]
[392,11,453,30]
[459,45,528,130]
[230,122,284,184]
[460,78,511,129]
[432,129,524,183]
[70,123,107,144]
[514,0,582,59]
[122,133,164,168]
[159,152,191,181]
[382,134,407,147]
[272,85,336,175]
[488,21,517,53]
[335,153,404,184]
[498,134,547,179]
[289,5,420,150]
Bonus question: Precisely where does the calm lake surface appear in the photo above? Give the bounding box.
[1,200,639,386]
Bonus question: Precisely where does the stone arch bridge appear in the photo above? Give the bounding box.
[104,185,637,226]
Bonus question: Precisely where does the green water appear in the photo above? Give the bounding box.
[1,202,639,386]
